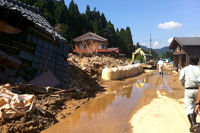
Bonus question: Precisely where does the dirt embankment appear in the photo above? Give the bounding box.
[0,53,131,133]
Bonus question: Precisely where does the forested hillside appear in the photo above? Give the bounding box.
[18,0,135,57]
[140,46,173,57]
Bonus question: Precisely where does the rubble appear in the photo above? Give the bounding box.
[0,83,88,133]
[0,53,134,133]
[68,53,130,81]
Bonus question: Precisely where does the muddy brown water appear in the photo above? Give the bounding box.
[42,72,172,133]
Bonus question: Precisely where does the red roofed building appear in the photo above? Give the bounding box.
[73,32,119,56]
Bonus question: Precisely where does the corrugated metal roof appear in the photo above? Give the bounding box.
[29,70,60,87]
[0,0,67,43]
[175,37,200,46]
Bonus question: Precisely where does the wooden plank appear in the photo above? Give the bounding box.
[0,42,19,49]
[12,41,35,50]
[36,88,76,99]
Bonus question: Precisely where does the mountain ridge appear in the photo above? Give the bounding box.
[140,45,172,57]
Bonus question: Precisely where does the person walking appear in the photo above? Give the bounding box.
[179,54,200,132]
[195,86,200,116]
[157,58,164,76]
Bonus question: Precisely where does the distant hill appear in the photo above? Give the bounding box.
[140,45,172,57]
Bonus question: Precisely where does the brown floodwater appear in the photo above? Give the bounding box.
[42,73,171,133]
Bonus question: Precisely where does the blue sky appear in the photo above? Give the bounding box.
[64,0,200,49]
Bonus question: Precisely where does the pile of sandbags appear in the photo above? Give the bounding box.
[102,64,143,80]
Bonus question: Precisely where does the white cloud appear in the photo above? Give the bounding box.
[191,35,200,37]
[168,38,173,43]
[153,41,159,48]
[157,21,182,30]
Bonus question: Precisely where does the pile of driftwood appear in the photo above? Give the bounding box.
[11,84,78,99]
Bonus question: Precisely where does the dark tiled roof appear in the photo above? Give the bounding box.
[0,0,67,43]
[175,37,200,46]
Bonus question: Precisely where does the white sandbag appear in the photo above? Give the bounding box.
[117,67,123,79]
[132,66,137,76]
[124,67,129,78]
[141,65,144,73]
[102,68,118,80]
[135,65,139,75]
[138,65,141,73]
[111,68,120,80]
[129,66,134,77]
[120,68,126,79]
[129,66,133,77]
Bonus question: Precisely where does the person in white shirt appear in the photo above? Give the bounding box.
[157,58,164,76]
[179,54,200,132]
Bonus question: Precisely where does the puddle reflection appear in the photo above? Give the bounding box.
[43,72,173,133]
[135,78,147,89]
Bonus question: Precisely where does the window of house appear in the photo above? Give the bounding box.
[98,43,105,49]
[177,46,181,52]
[79,43,86,49]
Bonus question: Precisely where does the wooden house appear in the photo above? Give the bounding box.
[0,0,69,89]
[168,37,200,70]
[73,32,119,56]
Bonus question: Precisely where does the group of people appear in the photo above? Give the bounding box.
[157,55,200,132]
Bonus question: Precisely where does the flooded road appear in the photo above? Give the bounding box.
[42,72,193,133]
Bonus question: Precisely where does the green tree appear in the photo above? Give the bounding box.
[135,53,143,63]
[151,50,159,60]
[100,13,107,30]
[102,21,118,48]
[67,0,82,45]
[18,0,37,6]
[54,0,68,24]
[17,0,137,55]
[161,51,173,60]
[135,42,140,49]
[34,0,56,25]
[125,27,135,58]
[93,19,101,35]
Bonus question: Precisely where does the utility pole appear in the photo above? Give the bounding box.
[150,34,152,55]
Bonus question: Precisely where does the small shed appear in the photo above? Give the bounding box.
[168,37,200,70]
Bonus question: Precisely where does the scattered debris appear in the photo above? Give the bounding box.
[0,53,135,133]
[68,53,130,81]
[0,84,35,119]
[29,70,60,88]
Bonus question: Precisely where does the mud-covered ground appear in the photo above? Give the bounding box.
[0,54,129,133]
[0,53,178,133]
[41,69,186,133]
[129,70,200,133]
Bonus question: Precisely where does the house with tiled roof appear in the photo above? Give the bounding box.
[0,0,69,89]
[73,32,119,56]
[169,37,200,70]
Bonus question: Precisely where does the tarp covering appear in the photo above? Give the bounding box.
[0,84,35,119]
